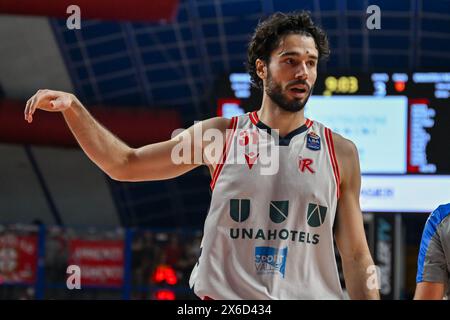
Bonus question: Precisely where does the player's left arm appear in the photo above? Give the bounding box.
[333,133,380,300]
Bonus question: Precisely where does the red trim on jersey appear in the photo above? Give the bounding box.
[210,116,238,190]
[249,111,259,125]
[305,118,313,128]
[249,112,256,125]
[325,128,341,199]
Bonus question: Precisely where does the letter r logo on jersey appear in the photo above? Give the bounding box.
[299,157,315,174]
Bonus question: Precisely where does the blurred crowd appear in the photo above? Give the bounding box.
[0,224,202,299]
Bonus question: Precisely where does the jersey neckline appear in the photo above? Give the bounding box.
[249,111,313,146]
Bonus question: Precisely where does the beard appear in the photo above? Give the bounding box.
[265,71,313,113]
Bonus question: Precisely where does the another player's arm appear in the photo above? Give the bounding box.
[333,134,380,300]
[24,89,229,181]
[414,282,445,300]
[414,217,447,300]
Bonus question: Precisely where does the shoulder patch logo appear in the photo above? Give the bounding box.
[307,203,327,227]
[230,199,250,222]
[270,201,289,223]
[306,131,321,151]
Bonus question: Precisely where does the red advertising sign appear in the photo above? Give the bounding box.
[68,239,124,287]
[0,234,38,284]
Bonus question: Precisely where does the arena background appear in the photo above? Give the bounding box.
[0,0,449,300]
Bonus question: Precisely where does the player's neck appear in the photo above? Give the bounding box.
[258,96,306,137]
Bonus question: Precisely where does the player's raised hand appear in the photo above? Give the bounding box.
[24,89,77,123]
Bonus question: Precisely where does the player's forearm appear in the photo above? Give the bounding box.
[342,253,380,300]
[62,98,132,179]
[414,282,445,300]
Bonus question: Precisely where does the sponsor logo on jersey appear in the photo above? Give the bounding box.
[244,152,259,169]
[230,199,250,222]
[269,201,289,223]
[255,246,288,277]
[238,130,261,170]
[228,199,321,245]
[226,128,280,175]
[306,132,321,151]
[307,203,328,227]
[230,228,320,244]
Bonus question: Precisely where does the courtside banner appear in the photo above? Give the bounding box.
[68,239,124,287]
[0,234,38,284]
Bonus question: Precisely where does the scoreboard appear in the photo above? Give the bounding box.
[320,73,450,175]
[215,72,450,212]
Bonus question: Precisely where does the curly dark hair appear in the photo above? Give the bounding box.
[246,11,330,90]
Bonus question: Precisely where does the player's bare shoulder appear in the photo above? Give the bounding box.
[197,117,233,171]
[331,132,358,158]
[198,116,232,147]
[330,131,361,179]
[201,116,232,133]
[171,116,232,165]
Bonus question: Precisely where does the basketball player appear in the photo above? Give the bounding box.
[414,203,450,300]
[24,12,379,299]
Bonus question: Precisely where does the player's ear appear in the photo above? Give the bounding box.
[256,59,267,81]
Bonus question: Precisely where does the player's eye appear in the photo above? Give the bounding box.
[285,58,294,65]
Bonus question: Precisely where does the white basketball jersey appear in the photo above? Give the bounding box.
[189,111,344,300]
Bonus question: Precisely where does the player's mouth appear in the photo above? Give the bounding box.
[288,86,308,98]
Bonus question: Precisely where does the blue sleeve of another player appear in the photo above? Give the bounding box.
[416,204,450,283]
